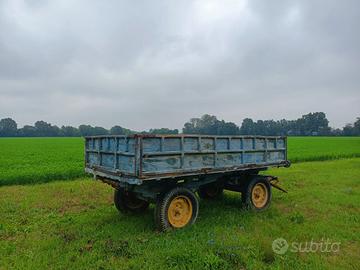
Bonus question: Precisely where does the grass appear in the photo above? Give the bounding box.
[0,137,359,186]
[0,138,84,186]
[0,158,359,269]
[288,137,360,162]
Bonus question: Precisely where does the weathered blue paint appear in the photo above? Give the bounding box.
[85,134,289,183]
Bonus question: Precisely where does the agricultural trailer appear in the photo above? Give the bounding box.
[85,134,290,231]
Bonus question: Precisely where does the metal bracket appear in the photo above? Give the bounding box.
[268,176,288,193]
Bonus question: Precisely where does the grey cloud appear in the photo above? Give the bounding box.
[0,0,359,130]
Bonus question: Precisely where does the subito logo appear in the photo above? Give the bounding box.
[272,238,289,254]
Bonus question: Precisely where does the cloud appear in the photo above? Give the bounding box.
[0,0,359,130]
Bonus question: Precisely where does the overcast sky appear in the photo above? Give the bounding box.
[0,0,359,130]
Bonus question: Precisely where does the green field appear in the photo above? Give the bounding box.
[0,159,359,269]
[288,137,360,162]
[0,138,84,186]
[0,137,359,186]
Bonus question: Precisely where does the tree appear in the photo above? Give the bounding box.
[216,121,239,135]
[198,114,218,134]
[110,126,125,135]
[238,112,331,136]
[79,125,94,136]
[296,112,330,136]
[148,128,179,134]
[93,127,109,135]
[183,114,238,135]
[0,118,18,137]
[183,120,197,134]
[255,120,265,135]
[78,125,109,136]
[343,117,360,136]
[263,120,280,135]
[61,126,80,137]
[18,125,37,137]
[343,124,354,136]
[34,121,61,136]
[0,113,357,137]
[331,128,343,136]
[353,117,360,135]
[240,118,255,135]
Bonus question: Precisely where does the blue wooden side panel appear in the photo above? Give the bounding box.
[85,137,136,174]
[85,135,287,177]
[141,136,287,174]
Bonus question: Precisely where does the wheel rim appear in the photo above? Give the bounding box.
[251,183,268,208]
[167,196,193,228]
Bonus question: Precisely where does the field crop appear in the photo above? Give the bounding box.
[0,158,359,269]
[288,136,360,162]
[0,138,84,186]
[0,136,359,186]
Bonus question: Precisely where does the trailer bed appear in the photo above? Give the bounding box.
[85,134,289,184]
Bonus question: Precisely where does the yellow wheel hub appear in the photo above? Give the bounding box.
[167,196,193,228]
[251,183,268,208]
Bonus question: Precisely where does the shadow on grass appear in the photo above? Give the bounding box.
[95,192,253,235]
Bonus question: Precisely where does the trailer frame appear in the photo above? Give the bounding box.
[84,134,290,231]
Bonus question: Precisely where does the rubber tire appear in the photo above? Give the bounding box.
[242,177,272,212]
[198,183,223,199]
[114,188,149,213]
[155,187,199,232]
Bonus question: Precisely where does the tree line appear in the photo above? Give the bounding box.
[0,119,179,137]
[183,112,360,136]
[0,112,359,137]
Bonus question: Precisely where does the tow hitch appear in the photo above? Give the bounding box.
[266,176,288,193]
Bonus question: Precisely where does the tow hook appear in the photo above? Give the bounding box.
[267,176,288,193]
